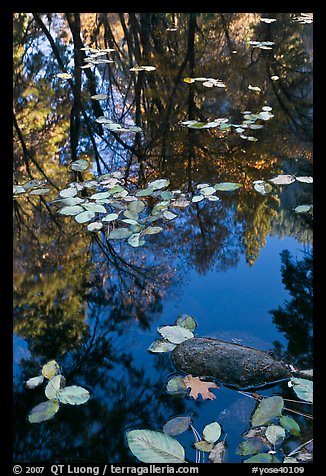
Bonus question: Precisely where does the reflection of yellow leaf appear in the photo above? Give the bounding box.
[183,374,218,400]
[183,77,195,83]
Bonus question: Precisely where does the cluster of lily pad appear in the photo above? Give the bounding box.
[180,105,274,142]
[13,167,313,248]
[183,76,226,88]
[26,360,91,423]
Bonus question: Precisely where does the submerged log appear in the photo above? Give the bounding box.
[171,337,291,389]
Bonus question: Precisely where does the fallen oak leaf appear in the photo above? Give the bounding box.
[183,374,219,400]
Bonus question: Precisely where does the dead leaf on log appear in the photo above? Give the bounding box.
[183,374,218,400]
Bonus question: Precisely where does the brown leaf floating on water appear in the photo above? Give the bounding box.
[183,374,219,400]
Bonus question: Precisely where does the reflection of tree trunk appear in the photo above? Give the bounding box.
[186,13,196,192]
[220,13,234,54]
[65,13,82,159]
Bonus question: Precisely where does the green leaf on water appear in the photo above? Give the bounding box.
[87,221,103,232]
[148,339,176,353]
[269,174,295,185]
[83,202,107,214]
[108,228,133,240]
[166,376,187,395]
[29,188,51,195]
[194,440,214,452]
[45,375,66,400]
[128,233,146,247]
[70,159,89,171]
[57,385,90,405]
[214,182,242,191]
[158,325,194,344]
[279,415,300,436]
[56,72,72,79]
[148,179,170,190]
[28,400,60,423]
[253,180,273,195]
[200,186,216,196]
[163,416,192,436]
[90,94,108,100]
[102,213,119,222]
[236,438,266,456]
[248,84,262,92]
[90,191,111,200]
[13,185,26,194]
[163,210,177,220]
[244,453,281,463]
[294,204,313,214]
[75,210,96,223]
[192,195,204,203]
[26,375,45,389]
[58,205,85,216]
[265,424,285,446]
[59,187,77,198]
[142,226,163,235]
[202,422,222,443]
[126,429,186,463]
[251,396,284,427]
[42,360,60,380]
[174,314,197,331]
[128,200,146,214]
[136,188,154,197]
[160,191,173,200]
[295,176,313,183]
[290,377,313,403]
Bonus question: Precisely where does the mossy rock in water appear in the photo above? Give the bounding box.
[171,337,291,389]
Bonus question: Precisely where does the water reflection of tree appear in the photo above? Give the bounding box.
[270,249,313,369]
